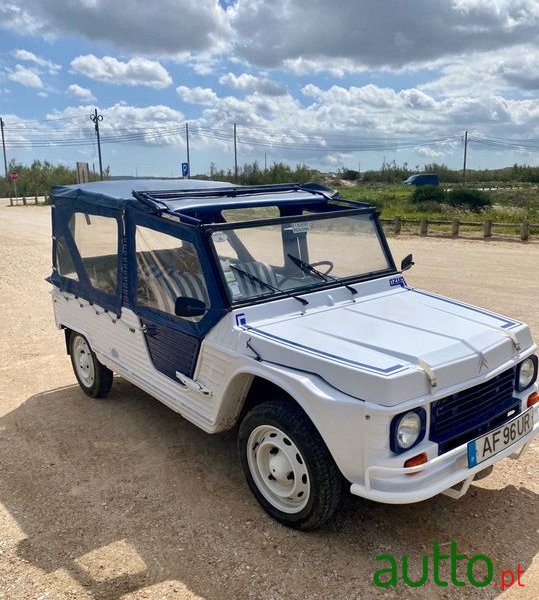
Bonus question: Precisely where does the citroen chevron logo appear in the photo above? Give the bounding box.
[478,355,489,372]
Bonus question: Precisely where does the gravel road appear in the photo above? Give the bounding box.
[0,204,537,600]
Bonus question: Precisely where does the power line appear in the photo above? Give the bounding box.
[1,115,538,159]
[4,114,89,124]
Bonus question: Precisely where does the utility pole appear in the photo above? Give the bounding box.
[233,123,238,180]
[185,121,190,177]
[90,108,104,180]
[264,152,267,171]
[462,130,468,184]
[0,117,8,180]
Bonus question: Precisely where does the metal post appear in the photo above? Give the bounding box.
[186,122,190,177]
[521,220,529,242]
[462,130,468,184]
[234,123,238,180]
[0,117,8,180]
[90,108,104,180]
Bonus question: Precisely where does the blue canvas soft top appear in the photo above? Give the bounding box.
[51,178,237,211]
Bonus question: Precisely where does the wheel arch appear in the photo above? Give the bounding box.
[214,366,321,434]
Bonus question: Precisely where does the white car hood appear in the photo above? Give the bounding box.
[235,284,533,405]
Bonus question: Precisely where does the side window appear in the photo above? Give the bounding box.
[70,213,118,295]
[56,236,78,281]
[135,226,209,321]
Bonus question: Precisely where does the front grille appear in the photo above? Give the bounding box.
[430,367,518,454]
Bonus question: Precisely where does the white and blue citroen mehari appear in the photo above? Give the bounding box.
[49,179,538,529]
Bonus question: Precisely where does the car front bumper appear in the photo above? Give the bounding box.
[350,401,538,504]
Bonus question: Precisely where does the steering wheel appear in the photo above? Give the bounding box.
[311,260,334,275]
[279,260,335,287]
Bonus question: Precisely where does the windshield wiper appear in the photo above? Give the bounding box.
[230,265,308,307]
[287,254,358,296]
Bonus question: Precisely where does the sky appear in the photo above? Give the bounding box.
[0,0,538,177]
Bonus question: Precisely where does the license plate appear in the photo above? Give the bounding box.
[467,408,534,468]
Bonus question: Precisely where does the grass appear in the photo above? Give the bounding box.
[338,184,539,237]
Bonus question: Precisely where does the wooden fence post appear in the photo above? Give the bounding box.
[452,218,460,237]
[394,217,402,235]
[521,220,529,242]
[34,194,38,205]
[483,220,492,239]
[22,196,27,206]
[420,218,428,236]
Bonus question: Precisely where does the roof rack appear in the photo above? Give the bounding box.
[132,182,337,204]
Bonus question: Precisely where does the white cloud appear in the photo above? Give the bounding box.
[0,0,230,56]
[71,55,172,88]
[0,103,188,166]
[420,44,539,99]
[171,81,539,165]
[12,49,61,73]
[230,0,539,73]
[1,2,538,170]
[219,72,287,96]
[282,57,365,77]
[46,102,187,146]
[67,83,96,101]
[176,86,218,105]
[7,65,44,88]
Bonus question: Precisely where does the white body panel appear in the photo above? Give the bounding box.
[51,272,538,504]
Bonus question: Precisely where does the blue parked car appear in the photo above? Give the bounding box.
[403,173,440,186]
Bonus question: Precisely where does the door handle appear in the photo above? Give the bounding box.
[142,323,158,336]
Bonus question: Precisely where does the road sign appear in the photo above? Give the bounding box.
[76,162,90,184]
[9,171,18,181]
[181,162,190,178]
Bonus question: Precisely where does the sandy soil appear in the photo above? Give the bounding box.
[0,204,537,600]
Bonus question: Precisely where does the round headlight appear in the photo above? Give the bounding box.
[518,357,536,390]
[396,411,422,449]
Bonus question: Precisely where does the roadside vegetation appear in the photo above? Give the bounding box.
[2,158,538,235]
[0,159,102,197]
[205,161,320,185]
[338,185,539,237]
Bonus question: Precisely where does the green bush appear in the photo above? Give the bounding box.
[446,188,491,211]
[0,159,103,197]
[410,185,446,204]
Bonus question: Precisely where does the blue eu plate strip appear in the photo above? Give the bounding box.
[467,441,478,468]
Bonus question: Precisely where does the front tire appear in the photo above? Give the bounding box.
[69,332,113,398]
[238,400,342,530]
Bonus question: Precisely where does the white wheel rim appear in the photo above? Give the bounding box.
[73,336,95,388]
[246,425,310,514]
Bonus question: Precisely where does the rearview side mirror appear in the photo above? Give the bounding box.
[175,297,206,318]
[401,254,415,272]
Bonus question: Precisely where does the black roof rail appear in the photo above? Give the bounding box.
[132,182,337,203]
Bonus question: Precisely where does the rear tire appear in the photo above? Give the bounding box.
[238,400,342,530]
[69,332,113,398]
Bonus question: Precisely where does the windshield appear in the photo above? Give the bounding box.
[209,211,393,303]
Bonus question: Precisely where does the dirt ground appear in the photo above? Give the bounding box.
[0,204,537,600]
